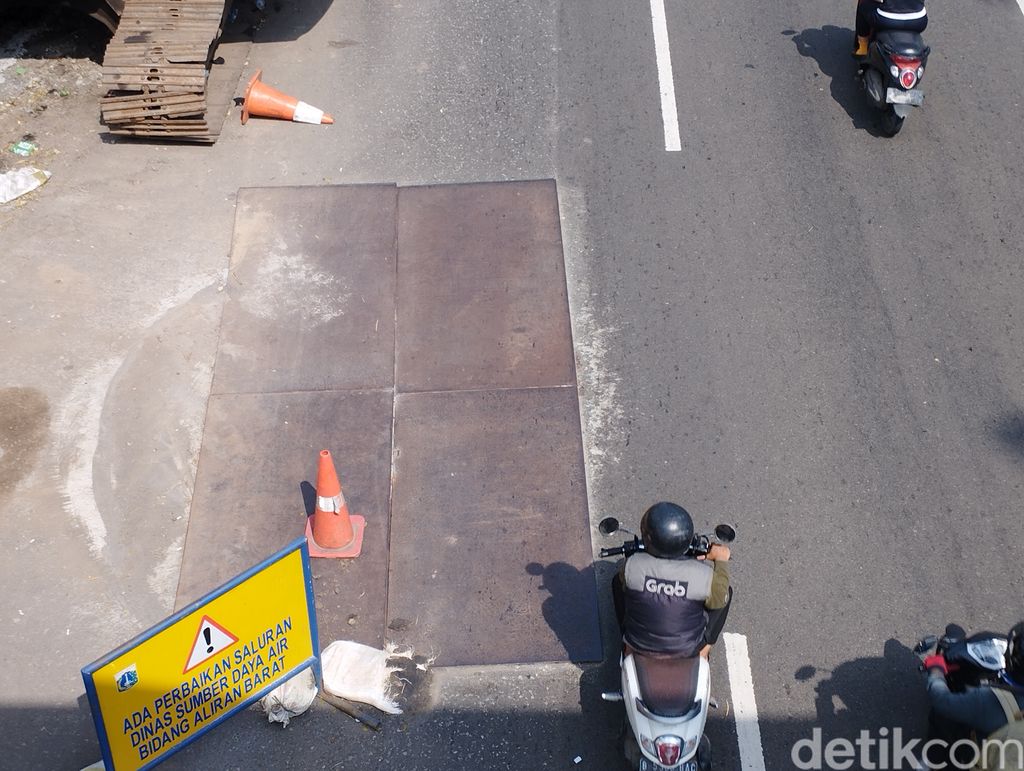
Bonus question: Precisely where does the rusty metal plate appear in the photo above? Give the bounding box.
[176,389,393,649]
[396,180,575,393]
[387,387,602,665]
[212,185,397,395]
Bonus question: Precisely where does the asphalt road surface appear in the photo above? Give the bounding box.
[1,0,1023,769]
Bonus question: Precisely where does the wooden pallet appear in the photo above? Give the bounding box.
[99,0,233,143]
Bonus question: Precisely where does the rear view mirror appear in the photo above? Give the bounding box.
[714,524,736,543]
[598,517,620,535]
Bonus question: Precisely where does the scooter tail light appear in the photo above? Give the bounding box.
[654,735,683,766]
[891,55,920,67]
[890,55,920,89]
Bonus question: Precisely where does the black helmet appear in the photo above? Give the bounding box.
[640,502,695,559]
[1007,622,1024,679]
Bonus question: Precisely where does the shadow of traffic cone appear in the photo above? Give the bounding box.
[241,69,334,125]
[305,450,365,558]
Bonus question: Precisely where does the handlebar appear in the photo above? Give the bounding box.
[599,533,716,559]
[599,539,641,559]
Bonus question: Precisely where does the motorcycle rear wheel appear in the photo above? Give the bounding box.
[619,720,714,770]
[880,107,905,137]
[620,719,644,769]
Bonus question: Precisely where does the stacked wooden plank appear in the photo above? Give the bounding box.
[100,0,230,142]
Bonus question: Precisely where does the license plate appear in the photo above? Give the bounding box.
[886,87,923,106]
[639,759,698,771]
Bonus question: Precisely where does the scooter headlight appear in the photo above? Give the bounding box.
[654,735,683,766]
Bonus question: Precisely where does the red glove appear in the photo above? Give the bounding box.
[923,654,949,674]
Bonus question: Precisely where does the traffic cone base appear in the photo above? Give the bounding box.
[241,69,334,125]
[306,513,365,558]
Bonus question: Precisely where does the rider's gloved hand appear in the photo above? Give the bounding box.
[922,654,949,675]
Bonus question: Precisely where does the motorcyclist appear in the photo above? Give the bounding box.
[921,622,1024,767]
[853,0,928,59]
[611,502,731,659]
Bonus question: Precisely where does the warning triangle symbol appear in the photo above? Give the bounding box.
[183,615,239,674]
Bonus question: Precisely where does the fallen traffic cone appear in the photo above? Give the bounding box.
[305,449,365,558]
[241,69,334,125]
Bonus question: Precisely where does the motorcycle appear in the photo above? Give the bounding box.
[915,625,1009,689]
[859,27,930,136]
[598,517,736,771]
[914,626,1010,766]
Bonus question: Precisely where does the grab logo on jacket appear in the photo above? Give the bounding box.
[644,576,689,597]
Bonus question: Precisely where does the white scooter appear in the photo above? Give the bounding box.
[598,517,736,771]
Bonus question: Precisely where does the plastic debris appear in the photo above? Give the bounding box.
[321,640,416,715]
[9,140,37,156]
[0,167,51,204]
[259,668,317,726]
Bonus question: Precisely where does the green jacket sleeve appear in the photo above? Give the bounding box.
[704,560,730,610]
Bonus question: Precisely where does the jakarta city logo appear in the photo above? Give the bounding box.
[115,664,139,692]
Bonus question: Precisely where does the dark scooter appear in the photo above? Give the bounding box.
[859,29,930,136]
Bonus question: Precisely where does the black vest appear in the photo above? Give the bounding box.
[622,553,715,657]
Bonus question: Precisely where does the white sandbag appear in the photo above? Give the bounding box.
[320,640,414,715]
[259,668,317,726]
[0,167,50,204]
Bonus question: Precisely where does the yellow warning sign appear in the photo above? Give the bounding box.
[82,538,319,770]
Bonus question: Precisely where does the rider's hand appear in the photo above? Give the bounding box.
[922,654,949,675]
[699,544,731,562]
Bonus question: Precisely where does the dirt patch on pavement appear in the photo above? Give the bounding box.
[0,386,49,496]
[0,6,106,177]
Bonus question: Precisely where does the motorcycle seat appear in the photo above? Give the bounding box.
[634,653,700,718]
[875,30,926,57]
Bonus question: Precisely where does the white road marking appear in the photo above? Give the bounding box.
[649,0,682,151]
[1018,0,1024,18]
[723,632,767,771]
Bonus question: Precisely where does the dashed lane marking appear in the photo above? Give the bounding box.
[649,0,681,151]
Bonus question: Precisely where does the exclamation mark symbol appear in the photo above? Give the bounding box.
[204,626,213,653]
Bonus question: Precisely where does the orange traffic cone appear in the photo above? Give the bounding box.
[241,69,334,125]
[305,450,365,558]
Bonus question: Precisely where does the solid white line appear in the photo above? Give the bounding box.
[1018,0,1024,19]
[649,0,682,151]
[723,632,767,771]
